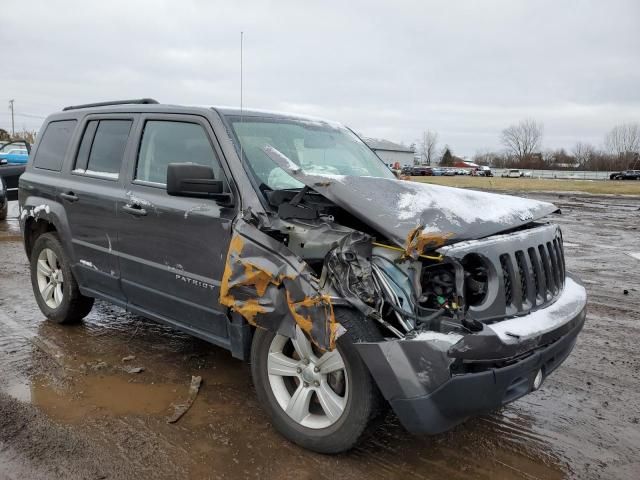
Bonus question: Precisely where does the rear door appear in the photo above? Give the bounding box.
[62,115,137,303]
[117,114,237,341]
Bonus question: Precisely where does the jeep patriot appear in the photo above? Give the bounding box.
[19,99,587,453]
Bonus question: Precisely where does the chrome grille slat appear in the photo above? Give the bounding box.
[539,244,555,296]
[517,250,536,308]
[500,254,513,307]
[547,241,561,292]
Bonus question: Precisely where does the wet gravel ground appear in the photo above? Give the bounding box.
[1,194,639,479]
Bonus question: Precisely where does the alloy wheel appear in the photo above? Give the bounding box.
[267,326,349,429]
[36,248,64,309]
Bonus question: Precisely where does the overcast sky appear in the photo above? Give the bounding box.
[2,0,639,157]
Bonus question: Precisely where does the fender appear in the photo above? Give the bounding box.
[20,196,77,266]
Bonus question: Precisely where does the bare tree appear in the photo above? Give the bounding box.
[604,122,640,157]
[572,142,595,167]
[419,130,438,165]
[501,119,543,163]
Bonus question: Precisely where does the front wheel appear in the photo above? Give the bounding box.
[251,309,384,453]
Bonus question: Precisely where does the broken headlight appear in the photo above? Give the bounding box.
[462,253,489,307]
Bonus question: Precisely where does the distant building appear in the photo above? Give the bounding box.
[451,158,479,168]
[363,137,415,168]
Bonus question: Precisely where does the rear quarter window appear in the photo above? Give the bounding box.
[72,119,132,180]
[33,120,77,171]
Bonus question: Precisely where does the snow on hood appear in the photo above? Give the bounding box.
[263,146,558,247]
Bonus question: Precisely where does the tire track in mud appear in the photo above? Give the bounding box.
[521,193,640,479]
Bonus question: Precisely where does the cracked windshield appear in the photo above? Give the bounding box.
[229,117,395,190]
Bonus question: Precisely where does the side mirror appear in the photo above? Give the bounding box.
[166,163,233,205]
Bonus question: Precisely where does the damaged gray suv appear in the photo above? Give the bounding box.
[19,99,587,453]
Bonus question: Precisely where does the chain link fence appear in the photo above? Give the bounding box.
[492,169,617,181]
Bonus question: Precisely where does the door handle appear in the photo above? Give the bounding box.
[122,204,147,217]
[60,191,79,202]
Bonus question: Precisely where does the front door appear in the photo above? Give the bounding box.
[63,115,137,303]
[117,115,236,341]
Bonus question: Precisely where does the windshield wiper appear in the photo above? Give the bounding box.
[277,186,320,220]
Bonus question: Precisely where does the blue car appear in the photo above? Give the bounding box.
[0,147,29,164]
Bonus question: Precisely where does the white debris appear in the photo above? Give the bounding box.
[626,252,640,261]
[79,259,98,270]
[125,191,153,207]
[488,277,586,342]
[411,331,463,344]
[306,171,347,182]
[184,204,208,219]
[395,181,545,227]
[32,204,50,215]
[263,145,301,173]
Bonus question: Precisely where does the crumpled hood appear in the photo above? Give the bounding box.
[264,146,559,248]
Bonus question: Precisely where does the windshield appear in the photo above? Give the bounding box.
[227,116,395,190]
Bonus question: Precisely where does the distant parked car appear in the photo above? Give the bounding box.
[412,166,433,176]
[502,169,526,178]
[0,148,29,164]
[478,166,493,177]
[0,141,30,200]
[0,140,30,164]
[609,170,640,180]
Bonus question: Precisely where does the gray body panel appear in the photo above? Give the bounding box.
[18,104,256,353]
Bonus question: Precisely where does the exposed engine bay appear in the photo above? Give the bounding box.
[219,184,558,355]
[258,189,515,344]
[219,145,565,352]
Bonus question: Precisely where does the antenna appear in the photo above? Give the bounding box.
[240,31,244,164]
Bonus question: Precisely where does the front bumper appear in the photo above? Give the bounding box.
[356,275,587,435]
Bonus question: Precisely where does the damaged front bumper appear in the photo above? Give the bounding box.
[355,275,587,435]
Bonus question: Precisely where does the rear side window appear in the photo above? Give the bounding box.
[136,121,223,184]
[33,120,77,171]
[73,120,132,179]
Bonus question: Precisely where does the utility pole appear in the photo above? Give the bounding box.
[8,99,15,137]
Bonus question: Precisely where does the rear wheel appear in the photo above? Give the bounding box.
[0,201,7,221]
[251,308,384,453]
[30,233,94,324]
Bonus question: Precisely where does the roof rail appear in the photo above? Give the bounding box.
[62,98,159,111]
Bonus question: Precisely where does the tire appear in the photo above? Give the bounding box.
[30,232,94,324]
[0,201,7,221]
[251,308,384,453]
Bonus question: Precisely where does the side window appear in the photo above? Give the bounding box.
[74,120,98,172]
[33,120,77,171]
[136,120,223,185]
[74,120,132,179]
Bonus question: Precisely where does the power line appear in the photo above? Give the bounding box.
[13,112,46,120]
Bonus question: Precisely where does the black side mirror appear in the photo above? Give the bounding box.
[166,163,233,205]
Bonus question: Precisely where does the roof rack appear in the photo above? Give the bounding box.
[62,98,159,111]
